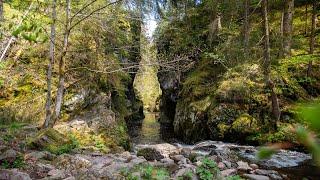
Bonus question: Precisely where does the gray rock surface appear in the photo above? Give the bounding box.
[0,149,17,163]
[0,169,32,180]
[243,174,271,180]
[47,169,66,179]
[221,169,237,177]
[137,143,179,160]
[237,161,252,172]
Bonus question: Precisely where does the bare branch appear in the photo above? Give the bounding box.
[70,0,98,22]
[69,0,122,31]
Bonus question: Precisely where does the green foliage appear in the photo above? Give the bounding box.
[256,147,276,160]
[95,142,106,149]
[185,171,193,179]
[295,125,320,167]
[125,165,170,180]
[200,158,217,168]
[300,103,320,132]
[0,123,28,142]
[43,135,80,155]
[0,154,25,169]
[196,158,220,180]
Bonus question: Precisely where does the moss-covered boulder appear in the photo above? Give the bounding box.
[54,93,132,153]
[174,100,210,143]
[29,128,72,151]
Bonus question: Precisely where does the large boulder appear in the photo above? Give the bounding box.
[0,169,31,180]
[53,152,147,179]
[0,149,17,163]
[55,93,132,152]
[174,102,210,143]
[28,128,72,151]
[24,151,56,161]
[53,154,93,176]
[137,143,179,160]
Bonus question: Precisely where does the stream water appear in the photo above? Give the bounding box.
[127,112,320,179]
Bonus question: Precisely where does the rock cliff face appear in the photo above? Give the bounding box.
[174,101,210,143]
[157,71,180,125]
[158,58,320,144]
[58,92,133,152]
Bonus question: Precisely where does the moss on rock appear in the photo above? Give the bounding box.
[174,58,320,144]
[29,128,72,151]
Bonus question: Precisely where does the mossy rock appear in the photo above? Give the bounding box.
[230,114,259,134]
[28,128,72,150]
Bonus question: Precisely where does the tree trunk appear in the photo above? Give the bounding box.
[283,0,294,57]
[43,0,57,128]
[279,12,284,59]
[51,0,71,127]
[244,0,250,47]
[305,2,308,36]
[0,0,3,19]
[307,0,316,77]
[208,0,220,46]
[262,0,280,130]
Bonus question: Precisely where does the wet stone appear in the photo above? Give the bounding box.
[221,169,237,177]
[217,162,226,170]
[243,174,271,180]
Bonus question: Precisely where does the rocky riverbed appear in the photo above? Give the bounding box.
[1,142,290,180]
[0,118,316,180]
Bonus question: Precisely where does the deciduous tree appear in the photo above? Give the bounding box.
[262,0,280,130]
[43,0,57,128]
[307,0,316,77]
[283,0,294,58]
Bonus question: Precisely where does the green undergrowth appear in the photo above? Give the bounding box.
[121,165,170,180]
[42,135,80,155]
[0,122,29,142]
[0,154,25,169]
[196,158,220,180]
[120,158,245,180]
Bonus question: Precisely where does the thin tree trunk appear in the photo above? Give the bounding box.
[51,0,71,127]
[244,0,250,47]
[43,0,57,128]
[262,0,280,130]
[305,2,308,36]
[0,0,3,19]
[307,0,316,77]
[209,1,220,46]
[283,0,294,57]
[279,12,284,59]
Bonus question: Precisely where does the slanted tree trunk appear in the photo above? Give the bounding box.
[244,0,250,47]
[307,0,316,77]
[51,0,71,127]
[262,0,280,130]
[283,0,294,57]
[43,0,57,128]
[0,0,3,19]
